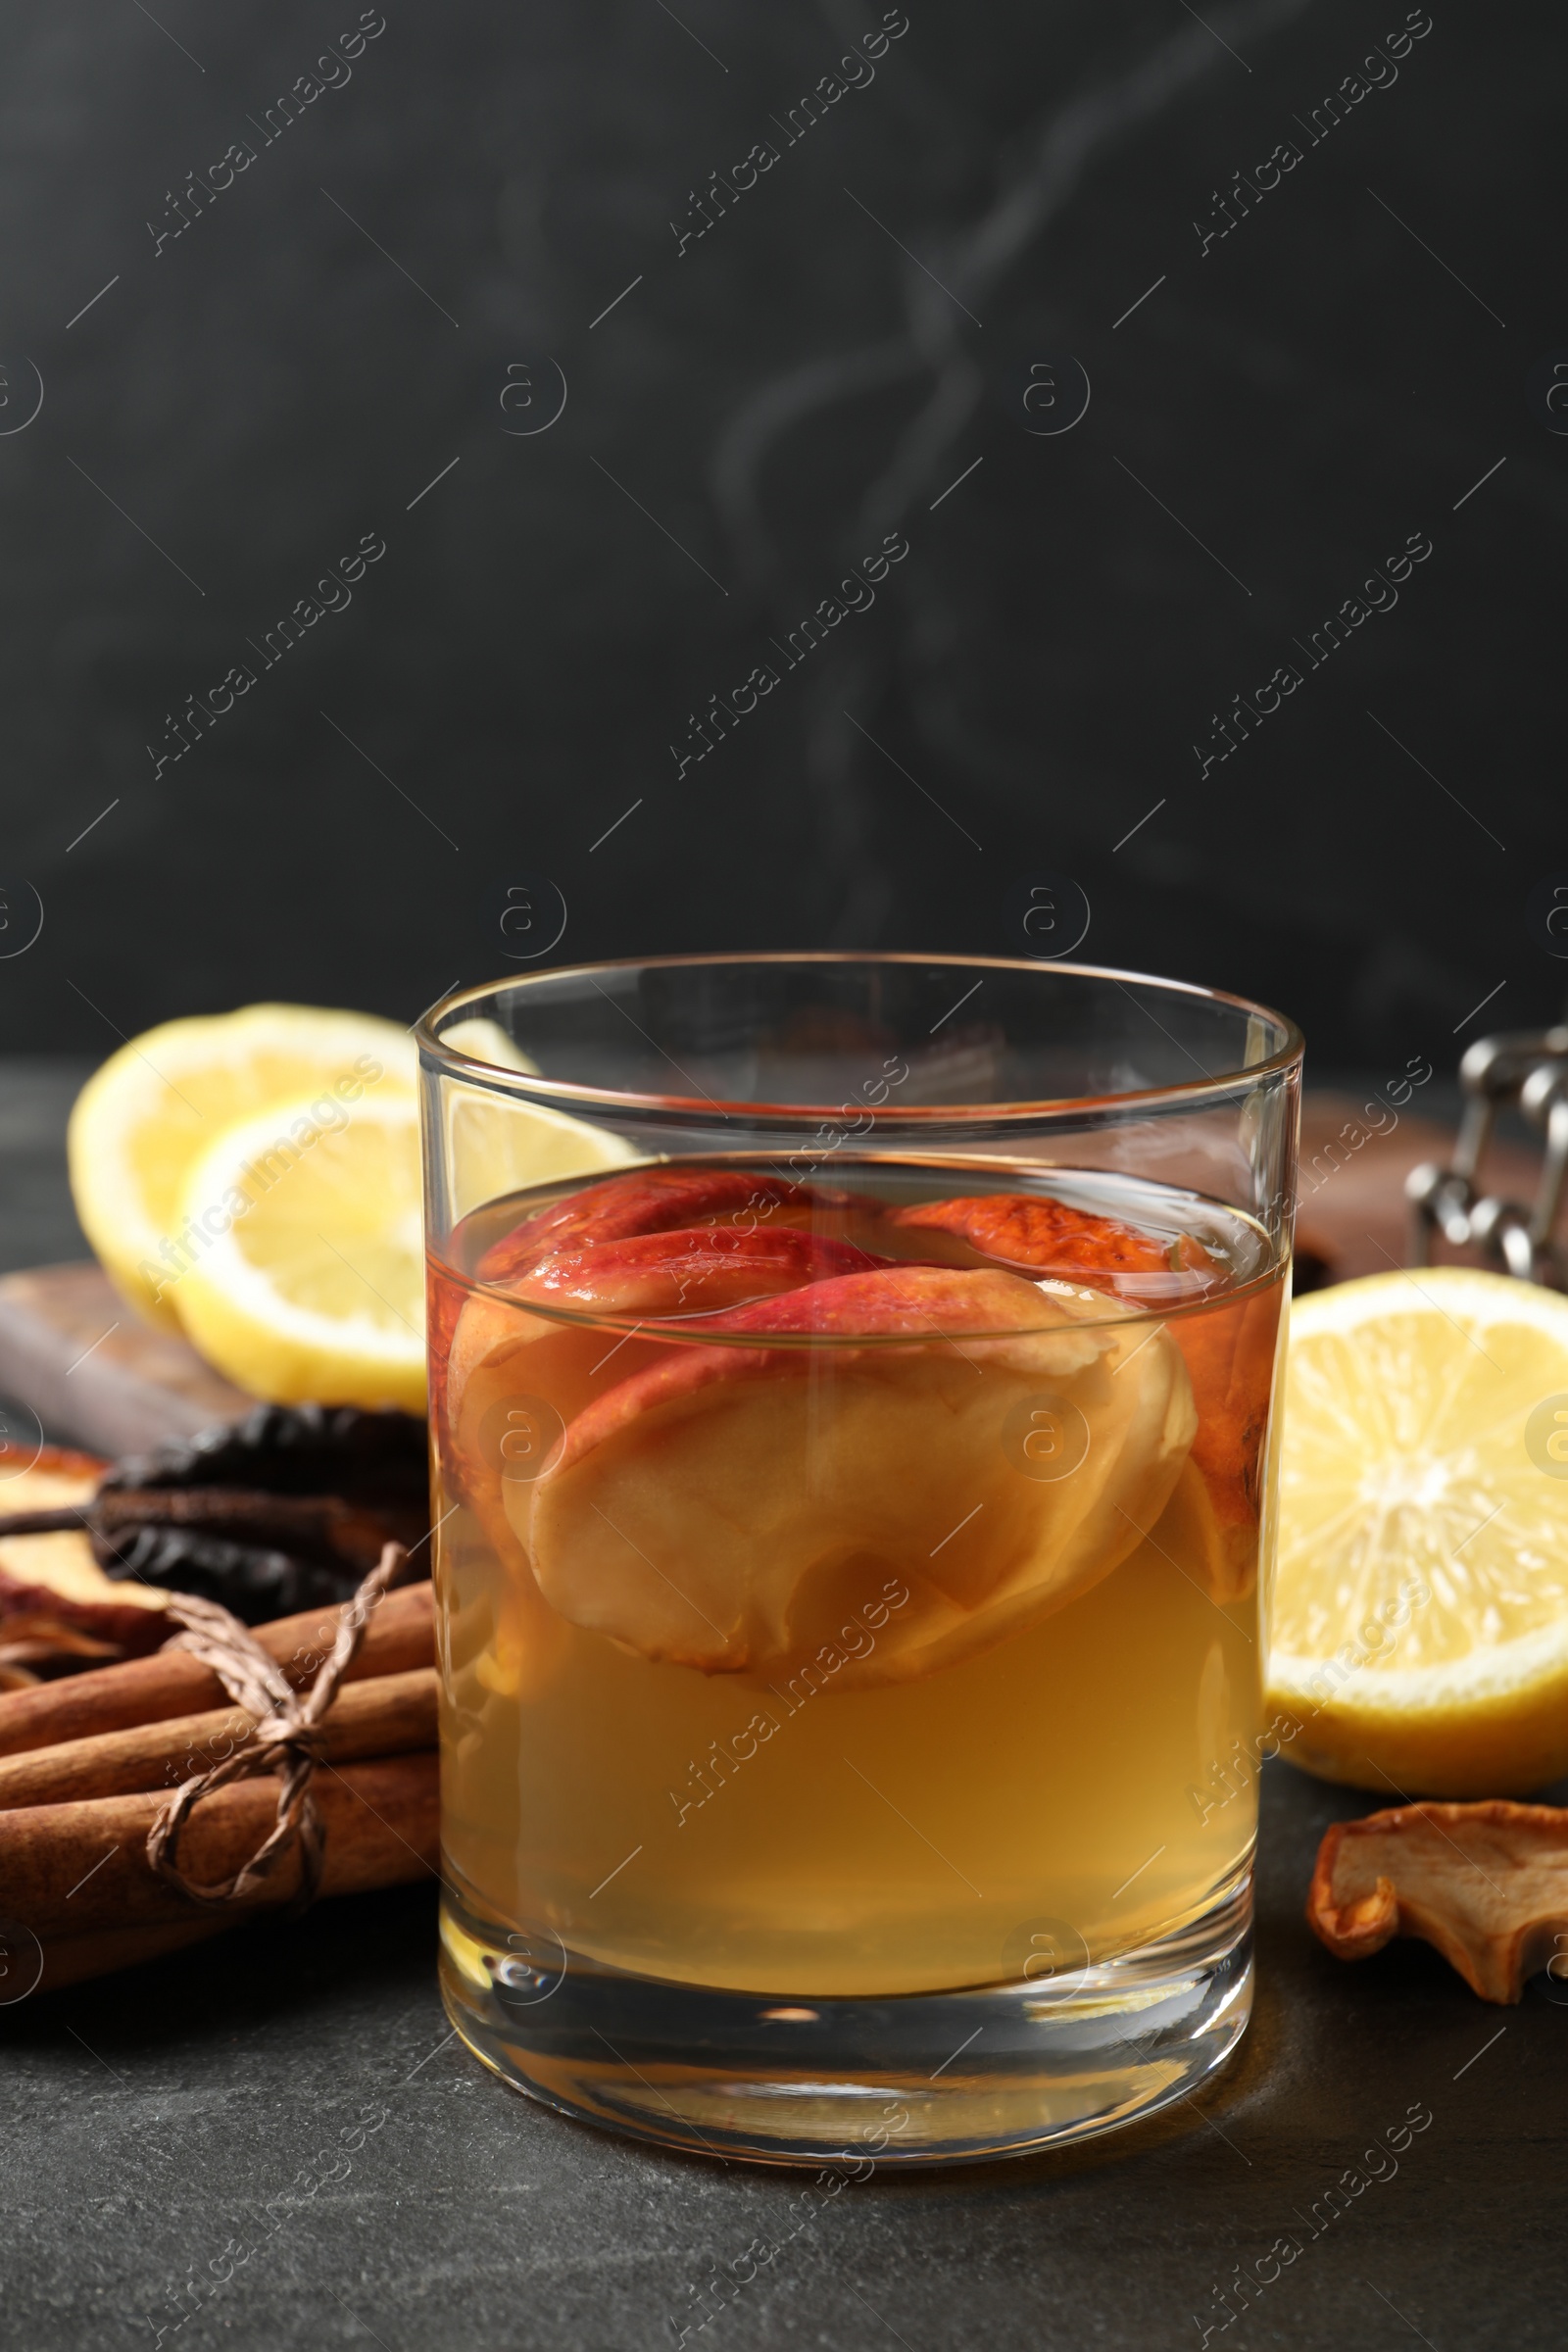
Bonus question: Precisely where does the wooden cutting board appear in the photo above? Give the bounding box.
[0,1097,1543,1455]
[1293,1094,1542,1288]
[0,1263,253,1454]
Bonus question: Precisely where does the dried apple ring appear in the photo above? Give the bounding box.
[527,1265,1196,1684]
[892,1191,1273,1581]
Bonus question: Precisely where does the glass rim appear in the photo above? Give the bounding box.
[416,952,1304,1123]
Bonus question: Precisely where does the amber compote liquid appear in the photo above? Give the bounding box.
[430,1157,1284,2005]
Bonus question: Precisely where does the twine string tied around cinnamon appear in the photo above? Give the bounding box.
[145,1542,407,1910]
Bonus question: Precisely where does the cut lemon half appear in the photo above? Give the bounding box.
[438,1085,638,1225]
[435,1015,539,1073]
[69,1004,416,1330]
[428,1012,639,1218]
[1268,1268,1568,1797]
[171,1088,426,1411]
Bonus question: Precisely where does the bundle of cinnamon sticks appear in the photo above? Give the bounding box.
[0,1581,438,1994]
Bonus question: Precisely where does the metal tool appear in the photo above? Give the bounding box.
[1406,1026,1568,1283]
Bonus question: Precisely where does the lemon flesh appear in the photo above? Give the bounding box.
[166,1073,638,1412]
[171,1089,426,1411]
[68,1004,416,1329]
[1269,1268,1568,1796]
[435,1082,637,1226]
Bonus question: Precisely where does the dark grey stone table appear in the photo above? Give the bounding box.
[4,1778,1562,2352]
[1,1066,1560,2350]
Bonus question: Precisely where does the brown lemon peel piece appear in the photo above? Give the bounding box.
[1307,1800,1568,2004]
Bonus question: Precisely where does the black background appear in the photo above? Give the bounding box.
[1,0,1563,1067]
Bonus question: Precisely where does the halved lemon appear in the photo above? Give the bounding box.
[436,1015,538,1073]
[170,1089,426,1411]
[166,1077,640,1410]
[437,1080,638,1225]
[1268,1268,1568,1796]
[68,1004,416,1329]
[427,1009,641,1220]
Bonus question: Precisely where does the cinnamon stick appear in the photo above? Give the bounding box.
[0,1580,432,1760]
[1,1751,439,1939]
[0,1668,436,1811]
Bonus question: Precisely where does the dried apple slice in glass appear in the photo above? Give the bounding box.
[892,1190,1272,1588]
[475,1167,821,1288]
[1142,1454,1256,1607]
[1167,1284,1283,1557]
[515,1225,884,1319]
[893,1192,1188,1281]
[443,1226,881,1591]
[449,1225,879,1461]
[528,1265,1197,1683]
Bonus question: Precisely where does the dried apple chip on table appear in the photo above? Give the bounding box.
[0,1446,169,1680]
[1308,1800,1568,2003]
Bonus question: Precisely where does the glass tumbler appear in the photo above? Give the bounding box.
[418,955,1301,2165]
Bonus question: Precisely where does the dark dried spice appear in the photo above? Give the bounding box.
[0,1405,429,1624]
[104,1402,430,1508]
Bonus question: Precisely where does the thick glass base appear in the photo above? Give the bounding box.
[438,1864,1253,2167]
